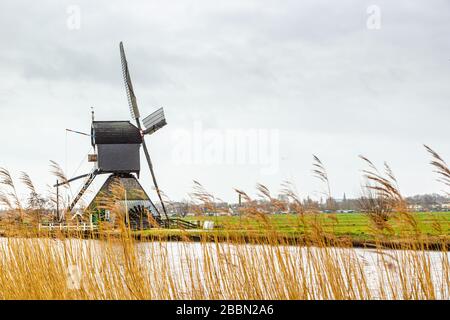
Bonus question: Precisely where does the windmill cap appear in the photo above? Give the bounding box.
[91,121,142,145]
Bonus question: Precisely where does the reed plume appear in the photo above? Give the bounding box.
[280,180,304,215]
[312,155,335,211]
[424,144,450,194]
[49,160,69,188]
[0,168,24,222]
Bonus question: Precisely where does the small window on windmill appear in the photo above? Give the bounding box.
[88,154,98,162]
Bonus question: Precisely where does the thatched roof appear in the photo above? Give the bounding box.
[86,174,158,215]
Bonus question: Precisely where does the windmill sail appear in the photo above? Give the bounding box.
[120,41,140,119]
[119,42,169,220]
[143,107,167,135]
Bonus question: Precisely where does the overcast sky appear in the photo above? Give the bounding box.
[0,0,449,205]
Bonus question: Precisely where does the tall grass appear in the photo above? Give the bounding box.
[0,148,447,300]
[0,227,447,299]
[424,145,450,194]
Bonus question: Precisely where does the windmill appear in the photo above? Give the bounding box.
[54,42,168,227]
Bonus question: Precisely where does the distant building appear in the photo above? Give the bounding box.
[407,204,424,212]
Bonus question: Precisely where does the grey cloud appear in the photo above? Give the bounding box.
[0,0,448,202]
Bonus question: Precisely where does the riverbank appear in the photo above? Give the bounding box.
[0,212,448,250]
[1,227,448,251]
[132,228,449,250]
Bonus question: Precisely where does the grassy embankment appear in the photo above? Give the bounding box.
[132,212,449,248]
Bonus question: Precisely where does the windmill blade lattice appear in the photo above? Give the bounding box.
[142,107,167,135]
[120,41,140,119]
[119,41,169,220]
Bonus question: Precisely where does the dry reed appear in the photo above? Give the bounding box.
[0,150,447,300]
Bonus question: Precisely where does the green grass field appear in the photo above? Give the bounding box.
[192,212,450,230]
[182,212,450,239]
[135,212,450,245]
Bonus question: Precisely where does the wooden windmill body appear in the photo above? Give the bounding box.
[55,42,168,229]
